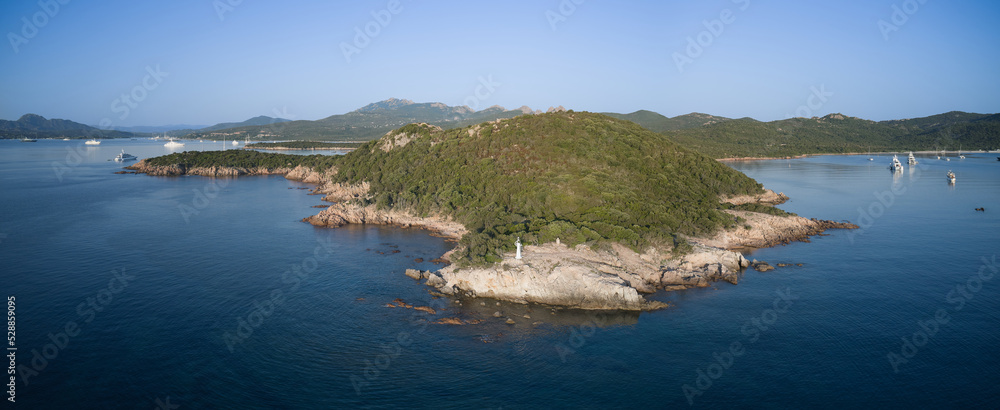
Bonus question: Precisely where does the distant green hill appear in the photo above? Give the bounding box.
[181,99,535,141]
[195,115,291,132]
[661,112,1000,158]
[331,112,766,265]
[604,110,731,132]
[0,114,135,139]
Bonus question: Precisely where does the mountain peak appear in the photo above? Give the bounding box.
[355,98,415,112]
[17,113,47,123]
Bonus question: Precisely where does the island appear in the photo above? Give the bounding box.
[126,111,856,311]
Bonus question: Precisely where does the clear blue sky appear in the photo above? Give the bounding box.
[1,0,998,127]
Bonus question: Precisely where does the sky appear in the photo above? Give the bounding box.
[1,0,999,127]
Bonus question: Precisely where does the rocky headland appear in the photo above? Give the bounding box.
[125,112,860,313]
[301,184,856,311]
[126,159,335,182]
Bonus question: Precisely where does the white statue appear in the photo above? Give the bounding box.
[515,237,522,259]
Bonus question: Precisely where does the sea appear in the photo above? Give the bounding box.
[1,140,998,409]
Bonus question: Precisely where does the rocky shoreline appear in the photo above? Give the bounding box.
[302,185,856,311]
[124,163,857,311]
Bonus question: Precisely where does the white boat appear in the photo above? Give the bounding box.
[163,133,184,148]
[959,145,965,159]
[20,138,37,142]
[232,139,240,146]
[907,152,917,165]
[62,138,71,141]
[889,155,904,172]
[113,149,137,162]
[946,170,956,183]
[85,139,101,145]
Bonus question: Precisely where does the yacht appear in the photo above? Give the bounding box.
[85,139,101,145]
[163,133,184,148]
[907,152,917,165]
[113,149,137,162]
[20,138,37,142]
[946,170,956,183]
[889,155,904,172]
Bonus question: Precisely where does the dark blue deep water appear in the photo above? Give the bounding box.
[2,141,999,408]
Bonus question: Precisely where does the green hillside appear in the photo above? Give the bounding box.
[331,112,766,265]
[659,112,1000,158]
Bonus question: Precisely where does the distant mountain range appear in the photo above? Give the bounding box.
[4,100,998,157]
[0,114,135,139]
[0,114,291,139]
[603,110,732,132]
[180,98,547,141]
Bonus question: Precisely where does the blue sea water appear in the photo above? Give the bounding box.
[1,141,998,408]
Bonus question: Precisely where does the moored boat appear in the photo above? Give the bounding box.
[113,149,137,162]
[85,139,101,145]
[946,170,956,183]
[889,155,904,172]
[907,151,917,165]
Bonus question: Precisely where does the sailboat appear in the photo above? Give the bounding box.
[907,151,917,165]
[889,155,904,172]
[959,145,965,159]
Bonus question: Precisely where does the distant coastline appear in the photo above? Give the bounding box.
[717,150,994,162]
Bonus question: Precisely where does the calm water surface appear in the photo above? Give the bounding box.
[2,141,998,408]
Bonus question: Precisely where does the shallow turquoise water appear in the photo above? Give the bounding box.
[2,141,998,408]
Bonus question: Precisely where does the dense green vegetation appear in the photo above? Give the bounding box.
[246,141,362,149]
[655,112,1000,158]
[332,112,765,265]
[143,150,340,172]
